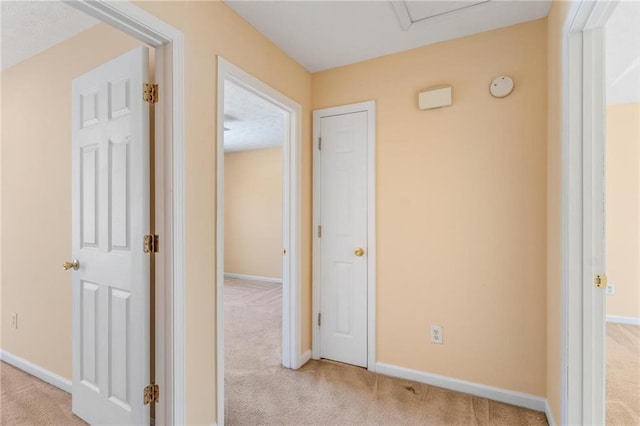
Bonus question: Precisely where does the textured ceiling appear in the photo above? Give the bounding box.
[1,1,99,71]
[606,1,640,105]
[223,80,285,153]
[224,0,551,72]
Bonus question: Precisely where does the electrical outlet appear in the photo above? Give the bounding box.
[11,312,18,329]
[430,325,443,344]
[606,283,616,295]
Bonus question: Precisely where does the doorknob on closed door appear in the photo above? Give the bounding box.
[354,248,365,257]
[63,259,80,271]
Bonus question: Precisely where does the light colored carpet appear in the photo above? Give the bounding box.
[224,277,549,425]
[607,322,640,425]
[0,361,86,425]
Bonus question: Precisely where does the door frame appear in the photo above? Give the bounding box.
[215,57,303,426]
[311,100,377,371]
[65,2,185,424]
[561,1,618,424]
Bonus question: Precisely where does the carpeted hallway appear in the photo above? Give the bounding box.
[224,277,549,425]
[0,281,636,425]
[606,322,640,425]
[0,361,86,425]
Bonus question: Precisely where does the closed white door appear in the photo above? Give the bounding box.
[318,111,368,367]
[71,46,151,425]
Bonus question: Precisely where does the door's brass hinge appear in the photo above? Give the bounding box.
[317,225,322,238]
[144,234,159,253]
[318,137,322,150]
[144,383,159,405]
[594,274,607,288]
[143,83,158,104]
[317,313,321,326]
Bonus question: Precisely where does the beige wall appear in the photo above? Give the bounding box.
[313,19,547,396]
[1,23,143,380]
[606,103,640,319]
[224,147,283,279]
[546,1,575,423]
[2,2,313,423]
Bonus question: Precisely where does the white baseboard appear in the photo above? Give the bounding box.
[0,349,71,393]
[298,350,312,368]
[606,315,640,326]
[375,362,546,412]
[224,272,282,284]
[545,399,556,426]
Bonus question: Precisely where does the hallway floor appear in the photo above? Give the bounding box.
[224,277,549,425]
[606,322,640,425]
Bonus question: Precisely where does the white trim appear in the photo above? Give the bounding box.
[216,56,303,426]
[63,2,185,424]
[375,362,546,412]
[561,1,618,425]
[0,350,72,394]
[312,100,377,371]
[299,350,312,367]
[606,315,640,326]
[545,399,557,426]
[224,272,282,284]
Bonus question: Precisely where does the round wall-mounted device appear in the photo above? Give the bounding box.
[489,76,514,98]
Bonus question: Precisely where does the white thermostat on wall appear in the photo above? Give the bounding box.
[489,76,514,98]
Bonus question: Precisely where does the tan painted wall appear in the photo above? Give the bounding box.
[312,19,547,396]
[546,1,575,423]
[1,23,143,380]
[2,2,313,423]
[606,103,640,319]
[224,147,283,279]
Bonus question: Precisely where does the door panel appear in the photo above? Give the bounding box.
[71,46,150,426]
[319,111,368,367]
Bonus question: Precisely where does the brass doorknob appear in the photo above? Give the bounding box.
[355,248,365,257]
[63,259,80,271]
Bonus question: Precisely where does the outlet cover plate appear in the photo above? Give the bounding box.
[430,325,443,344]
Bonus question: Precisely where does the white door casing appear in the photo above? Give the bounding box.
[72,46,150,425]
[313,101,376,369]
[562,1,617,424]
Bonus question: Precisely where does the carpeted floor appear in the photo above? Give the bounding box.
[0,280,635,425]
[606,322,640,425]
[224,277,549,425]
[0,361,86,425]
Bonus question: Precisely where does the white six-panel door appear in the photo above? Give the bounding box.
[318,111,369,367]
[71,46,150,425]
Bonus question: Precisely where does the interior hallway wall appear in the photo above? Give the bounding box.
[606,103,640,319]
[224,147,283,280]
[312,19,547,397]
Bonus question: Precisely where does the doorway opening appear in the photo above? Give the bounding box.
[215,57,302,425]
[603,1,640,423]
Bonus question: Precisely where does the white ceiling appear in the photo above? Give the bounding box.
[1,1,99,71]
[223,80,285,152]
[224,0,552,72]
[605,1,640,105]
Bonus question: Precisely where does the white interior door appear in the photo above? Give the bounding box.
[318,111,368,367]
[71,46,151,425]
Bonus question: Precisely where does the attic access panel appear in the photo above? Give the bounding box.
[405,1,490,22]
[393,1,490,30]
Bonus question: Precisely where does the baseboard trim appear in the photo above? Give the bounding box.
[606,315,640,326]
[545,399,556,426]
[0,349,71,393]
[224,272,282,284]
[298,350,312,368]
[375,362,546,412]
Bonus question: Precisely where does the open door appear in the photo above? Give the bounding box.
[70,46,151,425]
